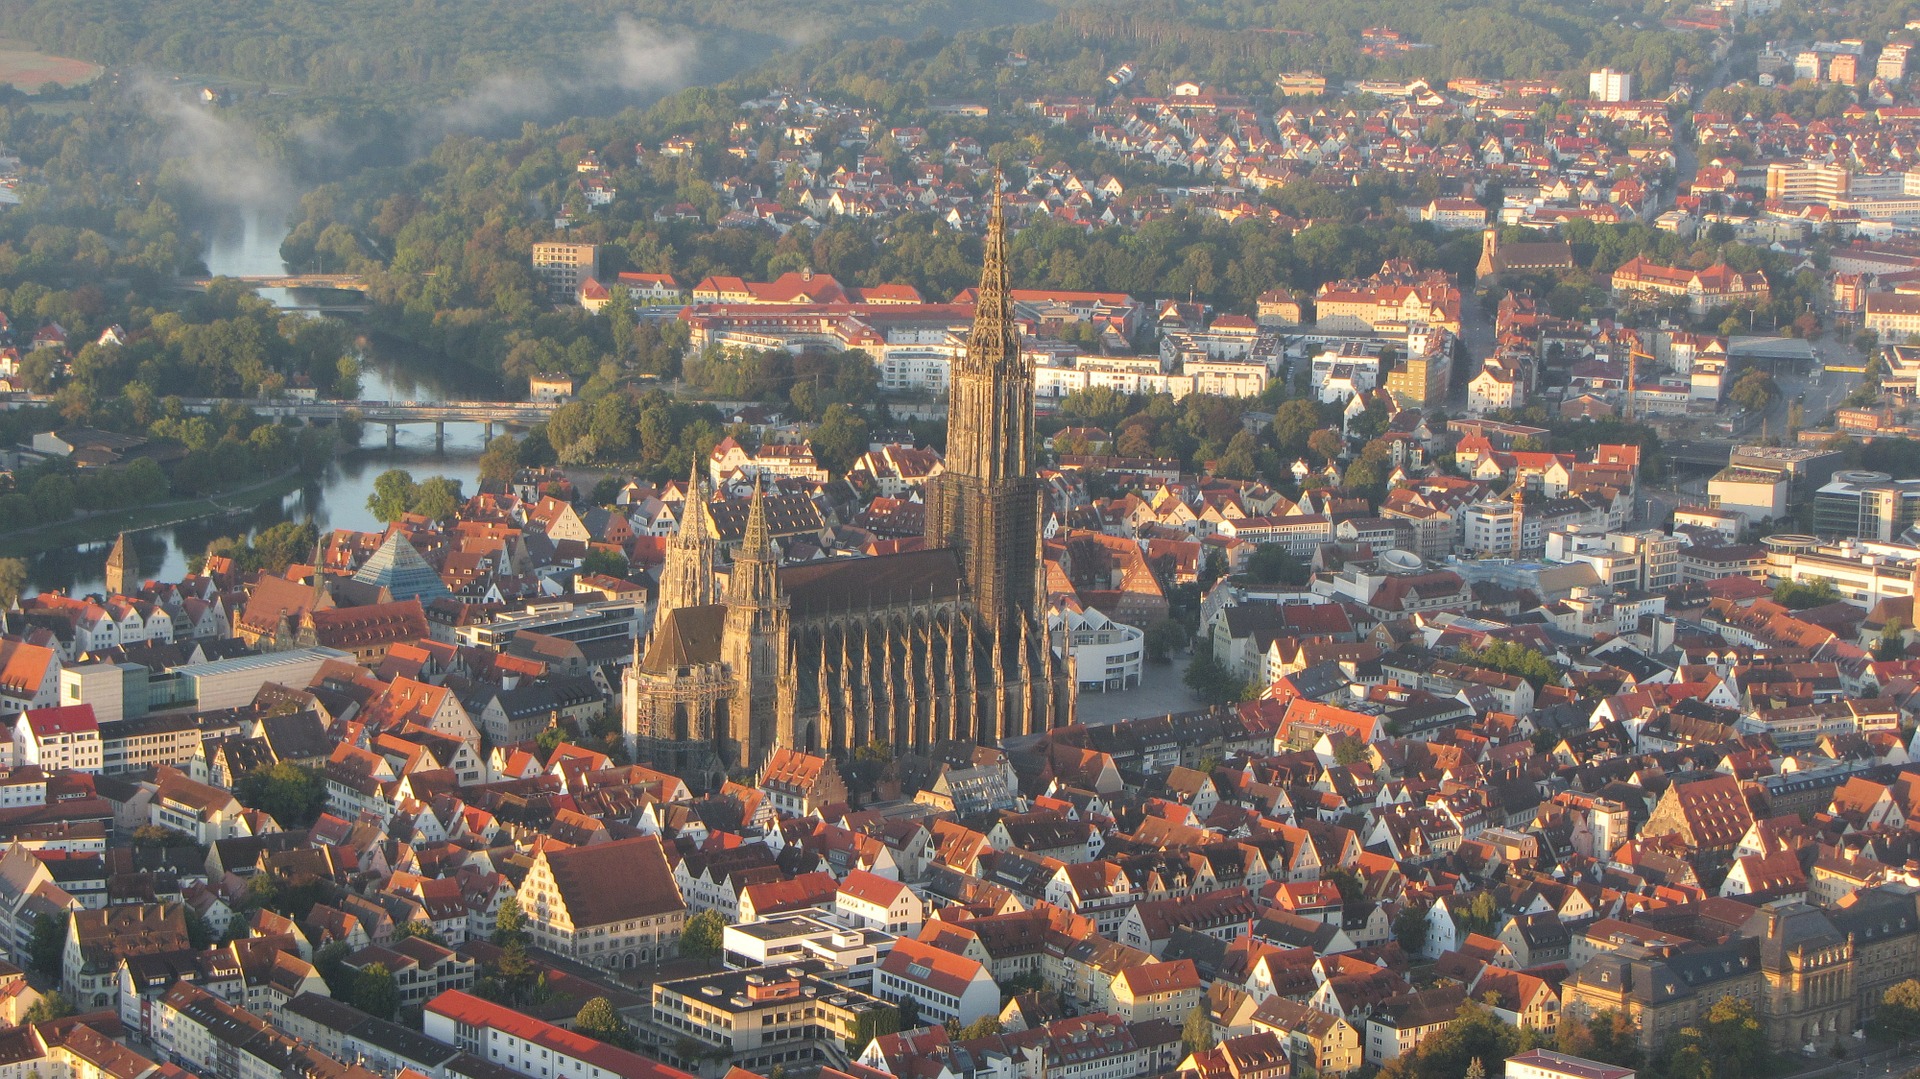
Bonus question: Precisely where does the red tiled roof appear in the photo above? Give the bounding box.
[427,991,694,1079]
[880,937,988,997]
[24,705,97,737]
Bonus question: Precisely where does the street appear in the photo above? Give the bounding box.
[1779,1039,1920,1079]
[1772,354,1863,433]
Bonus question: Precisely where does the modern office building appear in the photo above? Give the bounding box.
[1812,470,1920,540]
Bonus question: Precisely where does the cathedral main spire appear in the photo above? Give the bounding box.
[923,170,1044,632]
[942,174,1031,483]
[964,177,1019,382]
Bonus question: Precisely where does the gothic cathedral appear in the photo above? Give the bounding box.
[623,189,1074,787]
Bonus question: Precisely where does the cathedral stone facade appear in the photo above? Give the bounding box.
[623,191,1074,787]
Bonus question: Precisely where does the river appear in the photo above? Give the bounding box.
[28,208,508,597]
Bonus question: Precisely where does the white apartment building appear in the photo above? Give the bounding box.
[14,705,101,774]
[1545,529,1681,592]
[1467,364,1522,415]
[1310,346,1384,403]
[1463,500,1546,558]
[1588,68,1634,101]
[834,870,925,935]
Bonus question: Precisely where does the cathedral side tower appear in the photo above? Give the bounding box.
[655,463,717,623]
[721,478,790,772]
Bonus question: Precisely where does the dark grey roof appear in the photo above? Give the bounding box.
[492,676,605,718]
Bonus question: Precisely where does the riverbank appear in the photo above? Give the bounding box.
[0,469,307,558]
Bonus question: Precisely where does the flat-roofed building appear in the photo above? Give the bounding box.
[531,244,600,303]
[1507,1049,1636,1079]
[643,962,893,1078]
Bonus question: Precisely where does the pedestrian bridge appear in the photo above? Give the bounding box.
[181,274,371,293]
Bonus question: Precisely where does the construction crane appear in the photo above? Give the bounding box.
[1625,345,1655,424]
[1510,478,1526,561]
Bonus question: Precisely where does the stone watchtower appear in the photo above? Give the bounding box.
[104,533,135,597]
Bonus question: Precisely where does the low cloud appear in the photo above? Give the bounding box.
[433,17,695,134]
[601,16,696,92]
[139,77,287,208]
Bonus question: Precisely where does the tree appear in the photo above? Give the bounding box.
[349,962,399,1020]
[1885,980,1920,1034]
[1182,1003,1216,1055]
[1184,652,1247,706]
[575,997,636,1049]
[580,549,630,578]
[1556,1009,1643,1069]
[1341,439,1393,498]
[493,897,528,946]
[846,1003,901,1053]
[479,435,521,484]
[1271,399,1325,455]
[1059,386,1129,428]
[488,940,545,1005]
[393,921,445,945]
[680,909,725,959]
[1453,892,1500,937]
[411,476,463,521]
[1461,641,1556,689]
[957,1015,1004,1041]
[1877,621,1907,662]
[1246,544,1306,586]
[1729,368,1779,413]
[314,940,353,996]
[1215,430,1258,479]
[233,763,328,828]
[132,824,188,847]
[0,559,26,608]
[185,906,214,950]
[27,913,65,978]
[811,403,869,475]
[1199,548,1227,591]
[1699,996,1766,1074]
[1663,1043,1712,1079]
[1307,428,1343,463]
[1145,619,1188,663]
[367,469,416,523]
[1382,1003,1520,1079]
[1324,867,1364,906]
[1394,905,1430,956]
[591,476,625,505]
[22,991,73,1023]
[1773,578,1840,609]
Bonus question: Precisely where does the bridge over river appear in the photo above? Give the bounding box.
[175,397,560,448]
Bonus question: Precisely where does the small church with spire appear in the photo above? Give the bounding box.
[623,185,1075,787]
